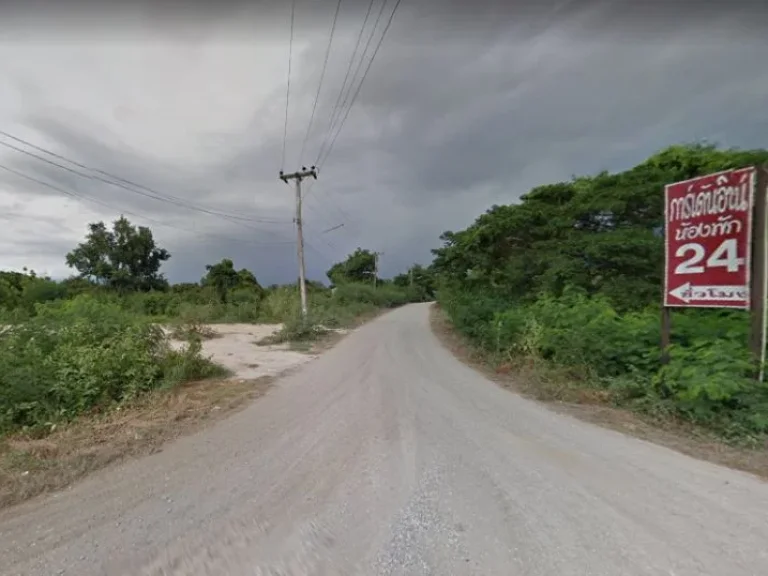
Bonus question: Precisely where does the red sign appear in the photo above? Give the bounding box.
[664,167,755,309]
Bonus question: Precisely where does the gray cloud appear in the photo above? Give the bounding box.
[1,0,767,282]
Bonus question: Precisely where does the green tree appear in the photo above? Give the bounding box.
[0,276,19,311]
[393,263,435,300]
[65,216,170,292]
[203,258,240,303]
[0,269,67,313]
[327,248,376,285]
[236,268,260,289]
[59,276,96,298]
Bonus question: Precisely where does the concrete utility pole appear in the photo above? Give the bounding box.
[279,166,317,318]
[373,251,384,289]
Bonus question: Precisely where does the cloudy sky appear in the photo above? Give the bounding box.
[0,0,766,284]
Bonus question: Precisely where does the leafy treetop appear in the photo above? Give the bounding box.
[327,248,377,285]
[65,216,170,293]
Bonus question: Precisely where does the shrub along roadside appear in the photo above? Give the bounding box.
[437,287,768,446]
[0,296,229,435]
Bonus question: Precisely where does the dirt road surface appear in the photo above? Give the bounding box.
[2,303,768,575]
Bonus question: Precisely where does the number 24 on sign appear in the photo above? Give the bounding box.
[664,166,754,309]
[675,238,745,275]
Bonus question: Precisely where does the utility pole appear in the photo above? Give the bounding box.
[373,251,384,289]
[279,166,317,318]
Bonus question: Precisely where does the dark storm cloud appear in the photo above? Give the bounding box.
[305,3,768,210]
[2,0,767,39]
[2,0,768,281]
[348,36,768,199]
[0,114,307,281]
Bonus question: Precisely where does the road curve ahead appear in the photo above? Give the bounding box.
[2,303,768,575]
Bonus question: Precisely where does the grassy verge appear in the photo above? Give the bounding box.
[430,303,768,479]
[0,296,247,507]
[0,375,272,508]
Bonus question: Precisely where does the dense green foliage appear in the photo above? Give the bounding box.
[393,263,436,302]
[326,248,376,285]
[0,296,228,433]
[0,219,425,434]
[432,144,768,442]
[202,258,264,304]
[66,216,170,292]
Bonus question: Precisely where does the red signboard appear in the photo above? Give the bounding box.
[664,167,755,309]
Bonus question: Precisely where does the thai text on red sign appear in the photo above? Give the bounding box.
[664,167,755,309]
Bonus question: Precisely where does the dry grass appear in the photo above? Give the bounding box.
[0,376,273,509]
[429,304,768,480]
[168,320,222,341]
[278,308,390,355]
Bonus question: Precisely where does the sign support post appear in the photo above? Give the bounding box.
[750,165,768,381]
[660,306,671,366]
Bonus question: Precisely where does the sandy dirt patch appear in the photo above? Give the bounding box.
[166,323,319,379]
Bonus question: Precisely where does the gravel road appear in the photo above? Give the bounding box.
[2,303,768,575]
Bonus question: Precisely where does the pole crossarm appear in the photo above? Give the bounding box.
[279,167,318,184]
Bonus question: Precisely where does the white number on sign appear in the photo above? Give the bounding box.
[675,243,705,274]
[706,238,745,272]
[674,239,746,275]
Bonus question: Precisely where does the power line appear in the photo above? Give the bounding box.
[0,138,286,235]
[0,130,290,224]
[302,179,356,231]
[318,0,403,169]
[319,0,377,163]
[315,0,389,166]
[0,134,292,231]
[0,163,295,248]
[298,0,343,165]
[296,0,403,249]
[282,0,296,172]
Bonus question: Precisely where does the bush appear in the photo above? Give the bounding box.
[332,283,417,308]
[0,296,225,433]
[257,313,329,345]
[260,286,303,323]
